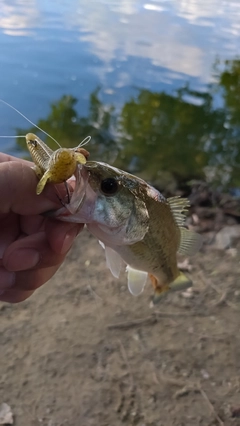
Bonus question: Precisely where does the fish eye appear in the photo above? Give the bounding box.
[100,178,119,195]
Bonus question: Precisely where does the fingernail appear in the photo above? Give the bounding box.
[61,226,78,254]
[5,249,40,271]
[0,267,15,290]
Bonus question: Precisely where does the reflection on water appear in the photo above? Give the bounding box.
[17,91,118,164]
[17,59,240,188]
[72,0,240,82]
[0,0,240,188]
[0,0,40,36]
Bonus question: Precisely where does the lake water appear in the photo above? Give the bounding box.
[0,0,240,188]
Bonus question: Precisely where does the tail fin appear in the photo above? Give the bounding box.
[151,272,192,304]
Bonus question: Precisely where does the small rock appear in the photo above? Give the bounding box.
[192,213,200,225]
[201,369,210,379]
[227,248,237,257]
[181,287,194,299]
[177,258,192,272]
[0,403,13,425]
[213,225,240,249]
[231,406,240,418]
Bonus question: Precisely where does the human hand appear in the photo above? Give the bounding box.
[0,153,83,303]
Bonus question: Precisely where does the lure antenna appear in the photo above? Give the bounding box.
[78,135,91,148]
[0,135,26,138]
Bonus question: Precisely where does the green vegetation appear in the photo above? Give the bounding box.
[17,59,240,188]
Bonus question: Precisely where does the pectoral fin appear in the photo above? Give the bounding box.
[104,246,123,278]
[99,242,123,278]
[150,272,192,304]
[126,266,148,296]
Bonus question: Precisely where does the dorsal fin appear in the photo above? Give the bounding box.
[167,196,190,227]
[178,228,203,256]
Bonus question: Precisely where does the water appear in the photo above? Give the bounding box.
[0,0,240,188]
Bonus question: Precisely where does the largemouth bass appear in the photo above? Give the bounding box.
[52,162,202,303]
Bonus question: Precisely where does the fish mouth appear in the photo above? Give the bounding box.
[44,164,89,221]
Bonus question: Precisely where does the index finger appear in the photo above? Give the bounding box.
[0,152,33,166]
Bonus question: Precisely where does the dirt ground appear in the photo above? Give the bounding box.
[1,229,240,426]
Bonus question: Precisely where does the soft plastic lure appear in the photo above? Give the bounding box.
[0,99,90,196]
[26,133,90,195]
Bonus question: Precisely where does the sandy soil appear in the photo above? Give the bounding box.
[1,229,240,426]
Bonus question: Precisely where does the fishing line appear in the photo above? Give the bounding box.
[0,135,26,138]
[0,134,54,163]
[0,99,62,148]
[0,100,92,155]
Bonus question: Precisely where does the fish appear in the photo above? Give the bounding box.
[52,161,202,303]
[26,133,90,195]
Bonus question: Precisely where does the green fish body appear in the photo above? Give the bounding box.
[53,161,202,302]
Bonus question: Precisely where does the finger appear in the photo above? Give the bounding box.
[0,212,20,258]
[0,161,64,215]
[0,263,62,302]
[19,216,82,255]
[45,219,83,254]
[3,231,67,272]
[0,266,15,292]
[0,289,34,303]
[2,220,82,271]
[20,215,45,235]
[0,152,32,166]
